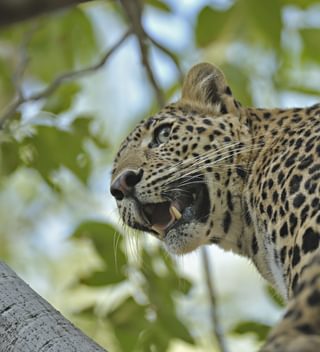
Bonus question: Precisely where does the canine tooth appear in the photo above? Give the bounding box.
[152,225,165,237]
[170,205,182,220]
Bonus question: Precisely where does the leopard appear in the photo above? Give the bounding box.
[110,62,320,351]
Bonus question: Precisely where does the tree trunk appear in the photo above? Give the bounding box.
[0,261,107,352]
[0,0,92,27]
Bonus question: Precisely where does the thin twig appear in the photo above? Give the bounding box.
[138,33,165,107]
[30,30,131,99]
[147,34,184,84]
[12,25,37,101]
[0,29,131,129]
[120,0,165,107]
[201,247,229,352]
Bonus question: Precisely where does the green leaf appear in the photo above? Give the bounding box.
[25,116,109,185]
[0,58,15,110]
[232,320,271,342]
[72,221,127,271]
[0,116,109,184]
[27,8,97,82]
[285,86,320,96]
[107,297,147,351]
[72,117,109,149]
[300,28,320,61]
[280,0,319,8]
[43,82,81,114]
[80,269,125,286]
[158,310,194,345]
[195,6,233,48]
[140,249,195,346]
[266,285,285,308]
[140,323,171,351]
[77,305,96,318]
[21,124,91,184]
[147,0,171,12]
[0,135,20,177]
[240,0,282,49]
[221,63,253,106]
[80,244,196,350]
[0,21,31,42]
[107,294,194,351]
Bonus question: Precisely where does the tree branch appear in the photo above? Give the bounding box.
[1,0,182,120]
[147,34,184,84]
[0,0,92,27]
[0,29,131,129]
[0,261,107,351]
[120,0,165,107]
[201,247,229,352]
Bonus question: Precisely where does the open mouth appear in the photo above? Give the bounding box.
[139,174,210,237]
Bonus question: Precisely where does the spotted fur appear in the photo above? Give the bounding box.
[111,63,320,351]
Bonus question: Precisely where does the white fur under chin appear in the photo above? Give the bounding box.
[164,225,206,255]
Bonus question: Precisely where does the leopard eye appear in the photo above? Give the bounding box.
[154,124,172,145]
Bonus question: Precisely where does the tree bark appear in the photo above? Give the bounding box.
[0,0,92,27]
[0,261,107,352]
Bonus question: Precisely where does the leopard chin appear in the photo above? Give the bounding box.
[163,222,209,255]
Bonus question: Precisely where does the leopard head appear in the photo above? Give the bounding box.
[110,63,251,255]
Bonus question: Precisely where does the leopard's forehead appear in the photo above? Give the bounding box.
[121,104,217,148]
[115,105,189,157]
[138,105,198,131]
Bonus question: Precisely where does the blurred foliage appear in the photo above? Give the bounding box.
[73,222,127,286]
[232,320,271,343]
[0,116,108,186]
[265,285,286,308]
[147,0,171,12]
[0,0,319,351]
[72,221,194,351]
[44,83,81,115]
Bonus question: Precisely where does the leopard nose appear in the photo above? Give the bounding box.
[110,169,143,201]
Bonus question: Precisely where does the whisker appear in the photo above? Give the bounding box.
[157,141,244,182]
[164,141,244,172]
[158,142,252,190]
[169,173,243,191]
[163,187,193,195]
[163,135,263,179]
[179,146,260,181]
[113,227,122,270]
[165,143,261,186]
[165,143,256,180]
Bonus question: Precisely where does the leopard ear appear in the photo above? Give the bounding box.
[181,63,239,114]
